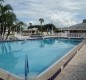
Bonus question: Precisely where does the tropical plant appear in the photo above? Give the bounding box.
[16,21,26,33]
[27,23,58,32]
[5,11,17,39]
[29,22,32,27]
[0,0,26,40]
[0,4,13,39]
[39,18,44,33]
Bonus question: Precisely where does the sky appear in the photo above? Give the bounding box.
[5,0,86,28]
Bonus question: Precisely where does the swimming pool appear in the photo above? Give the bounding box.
[0,38,82,79]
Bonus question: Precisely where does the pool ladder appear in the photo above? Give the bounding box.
[25,55,29,80]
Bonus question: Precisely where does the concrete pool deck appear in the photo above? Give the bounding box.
[55,42,86,80]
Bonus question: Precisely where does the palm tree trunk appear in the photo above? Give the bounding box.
[5,28,10,40]
[40,22,42,34]
[3,19,7,40]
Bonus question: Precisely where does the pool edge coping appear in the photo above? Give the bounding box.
[0,36,84,43]
[34,39,86,80]
[0,68,23,80]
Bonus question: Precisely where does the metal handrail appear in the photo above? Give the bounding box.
[25,55,29,80]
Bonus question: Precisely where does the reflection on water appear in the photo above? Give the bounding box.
[39,38,55,48]
[39,38,82,48]
[0,42,20,73]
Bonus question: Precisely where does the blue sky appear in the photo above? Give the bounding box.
[5,0,86,28]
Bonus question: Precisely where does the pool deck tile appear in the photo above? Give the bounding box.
[55,43,86,80]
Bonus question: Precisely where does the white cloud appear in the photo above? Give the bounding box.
[5,0,86,28]
[50,11,78,27]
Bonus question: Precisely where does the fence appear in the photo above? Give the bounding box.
[54,33,86,38]
[14,33,30,39]
[14,33,86,39]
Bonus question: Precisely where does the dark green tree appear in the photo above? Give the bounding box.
[0,4,13,39]
[39,18,44,33]
[29,22,32,27]
[5,11,17,39]
[16,21,26,33]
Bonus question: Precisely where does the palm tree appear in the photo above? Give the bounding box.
[0,1,26,40]
[29,22,32,27]
[39,18,44,34]
[0,4,13,39]
[17,21,26,34]
[5,11,17,39]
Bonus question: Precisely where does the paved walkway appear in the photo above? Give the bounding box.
[55,43,86,80]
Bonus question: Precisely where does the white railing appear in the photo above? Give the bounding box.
[14,33,86,40]
[54,33,86,38]
[14,33,30,39]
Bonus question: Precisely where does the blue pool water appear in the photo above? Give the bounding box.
[0,38,82,78]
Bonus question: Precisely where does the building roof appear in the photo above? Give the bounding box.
[60,23,86,30]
